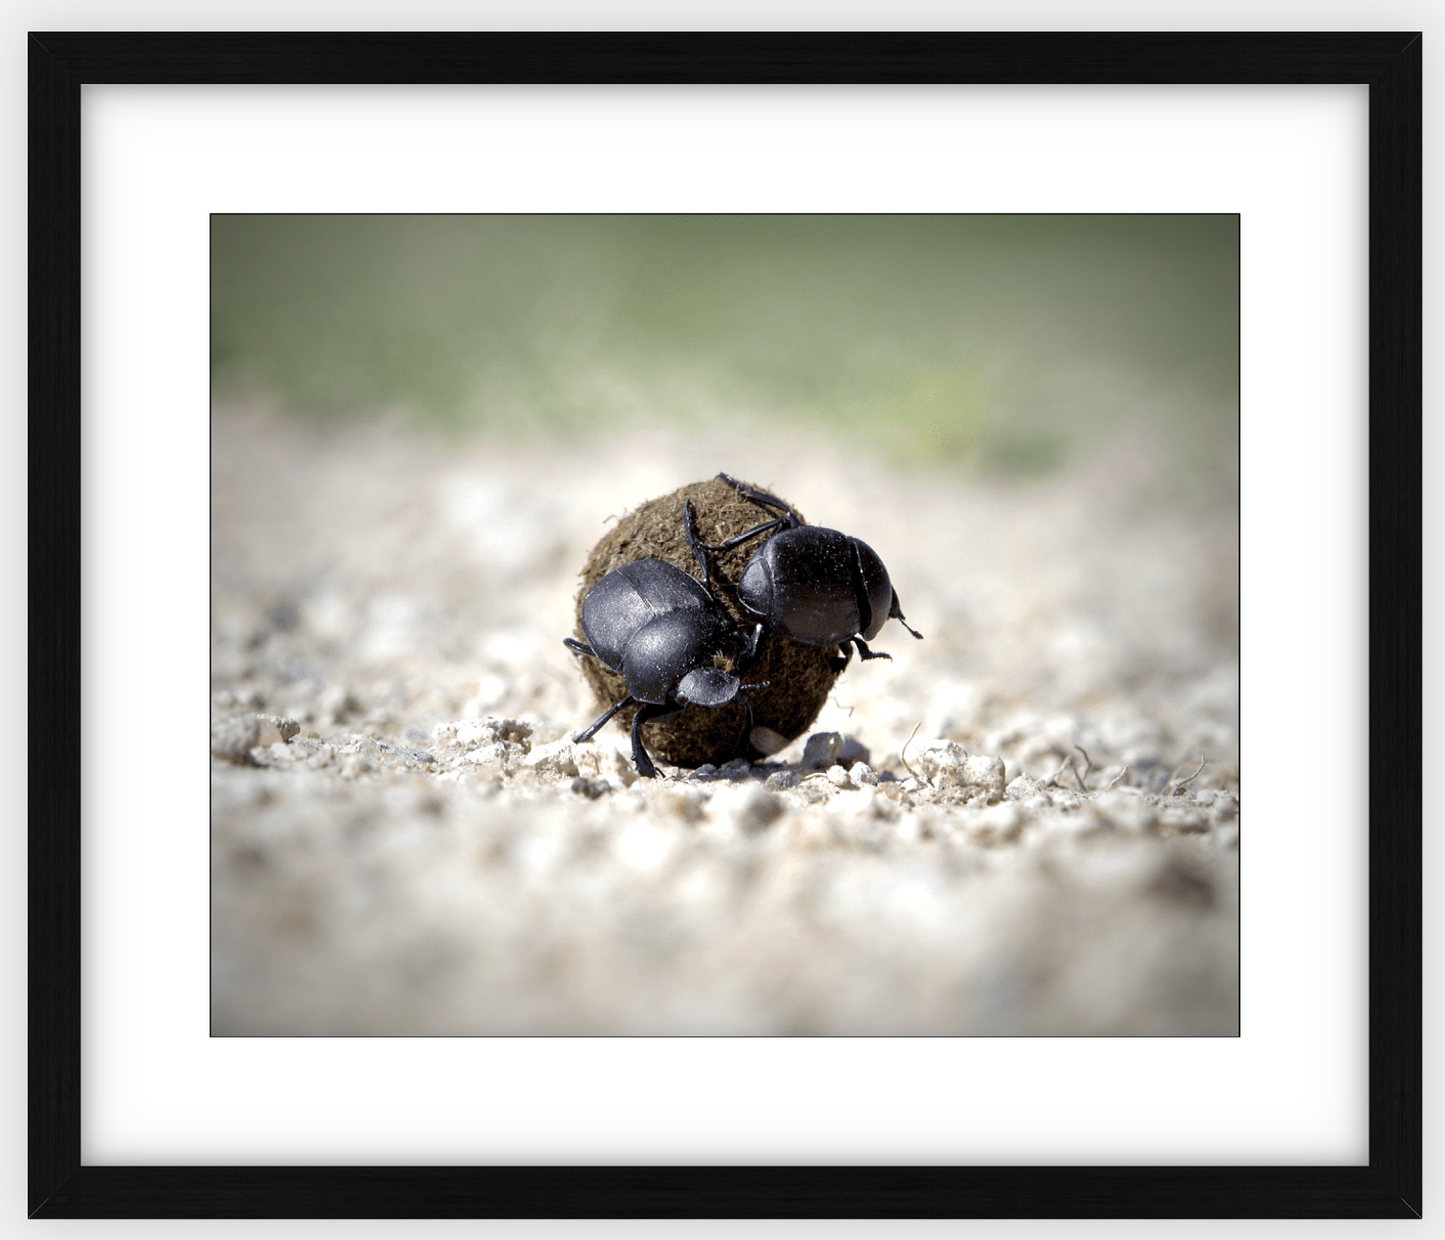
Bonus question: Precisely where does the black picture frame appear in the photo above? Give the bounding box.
[29,32,1421,1219]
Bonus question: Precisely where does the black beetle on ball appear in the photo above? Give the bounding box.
[694,473,922,672]
[564,553,764,779]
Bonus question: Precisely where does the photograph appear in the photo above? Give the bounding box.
[210,213,1241,1036]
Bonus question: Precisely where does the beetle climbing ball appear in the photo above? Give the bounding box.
[707,472,923,669]
[564,556,762,779]
[570,476,842,771]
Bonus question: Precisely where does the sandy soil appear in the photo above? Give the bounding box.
[211,401,1239,1035]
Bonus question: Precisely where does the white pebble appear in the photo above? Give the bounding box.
[210,707,260,763]
[256,715,300,745]
[915,740,1006,802]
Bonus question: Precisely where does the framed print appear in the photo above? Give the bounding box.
[30,33,1420,1218]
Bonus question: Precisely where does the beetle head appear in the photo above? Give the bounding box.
[676,666,741,708]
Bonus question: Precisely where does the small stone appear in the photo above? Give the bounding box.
[826,764,852,788]
[852,763,879,786]
[450,716,533,752]
[256,715,301,745]
[749,726,790,756]
[915,740,1006,803]
[210,706,260,764]
[431,721,460,746]
[454,719,498,748]
[765,770,798,791]
[491,718,533,746]
[524,737,631,784]
[1006,774,1044,800]
[570,775,609,799]
[802,732,844,770]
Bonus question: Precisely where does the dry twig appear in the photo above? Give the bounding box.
[1172,752,1207,796]
[900,722,923,783]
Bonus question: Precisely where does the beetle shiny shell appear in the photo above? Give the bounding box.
[566,557,761,778]
[579,559,750,705]
[703,473,922,668]
[737,525,896,646]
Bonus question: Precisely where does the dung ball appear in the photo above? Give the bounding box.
[571,475,841,770]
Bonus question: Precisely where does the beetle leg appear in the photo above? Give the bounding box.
[739,622,763,669]
[734,689,758,762]
[563,637,597,658]
[830,643,853,674]
[851,637,893,662]
[889,591,924,640]
[574,693,635,744]
[701,516,790,553]
[629,702,674,779]
[716,473,802,526]
[682,499,714,593]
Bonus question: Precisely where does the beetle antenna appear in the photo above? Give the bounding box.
[889,594,923,640]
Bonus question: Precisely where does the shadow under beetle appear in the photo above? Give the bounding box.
[694,473,923,672]
[565,540,764,779]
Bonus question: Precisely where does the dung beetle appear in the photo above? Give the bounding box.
[564,553,764,779]
[696,473,922,672]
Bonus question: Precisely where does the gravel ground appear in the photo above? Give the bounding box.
[211,400,1239,1035]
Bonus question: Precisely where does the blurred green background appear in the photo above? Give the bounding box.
[211,214,1238,489]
